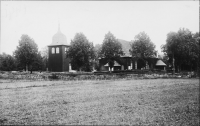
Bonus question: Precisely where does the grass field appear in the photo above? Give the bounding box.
[0,79,199,125]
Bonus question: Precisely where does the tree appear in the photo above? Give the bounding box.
[0,53,16,71]
[130,32,156,69]
[31,52,44,72]
[14,34,40,73]
[161,31,178,73]
[40,46,48,71]
[68,33,95,71]
[99,32,124,71]
[94,44,102,59]
[93,44,102,71]
[191,32,200,72]
[162,28,199,72]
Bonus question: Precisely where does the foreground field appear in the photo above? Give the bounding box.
[0,79,199,125]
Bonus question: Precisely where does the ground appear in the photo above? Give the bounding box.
[0,79,199,125]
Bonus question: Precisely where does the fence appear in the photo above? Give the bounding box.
[0,70,198,82]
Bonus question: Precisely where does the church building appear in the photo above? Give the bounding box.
[99,39,166,71]
[48,25,70,72]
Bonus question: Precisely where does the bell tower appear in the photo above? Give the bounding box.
[48,24,70,72]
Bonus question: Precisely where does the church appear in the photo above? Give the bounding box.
[99,39,167,71]
[48,25,166,72]
[48,25,70,72]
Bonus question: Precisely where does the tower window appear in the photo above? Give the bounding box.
[65,47,67,53]
[56,47,59,54]
[52,47,55,54]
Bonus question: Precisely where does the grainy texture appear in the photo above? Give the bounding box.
[0,79,199,125]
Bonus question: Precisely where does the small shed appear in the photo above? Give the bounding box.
[155,60,166,70]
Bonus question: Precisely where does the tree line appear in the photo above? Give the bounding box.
[0,28,199,73]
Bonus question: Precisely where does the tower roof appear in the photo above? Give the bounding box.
[50,24,68,46]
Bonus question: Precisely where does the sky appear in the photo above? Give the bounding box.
[1,1,199,55]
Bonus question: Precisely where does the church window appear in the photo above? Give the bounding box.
[52,48,55,54]
[56,47,59,54]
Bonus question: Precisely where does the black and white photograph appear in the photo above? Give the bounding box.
[0,0,199,125]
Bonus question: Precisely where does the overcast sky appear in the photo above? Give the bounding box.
[1,1,199,55]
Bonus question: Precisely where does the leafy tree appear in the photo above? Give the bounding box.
[40,46,48,71]
[191,32,200,72]
[68,33,95,71]
[161,31,178,73]
[130,32,156,69]
[0,53,16,71]
[93,44,102,71]
[94,44,102,59]
[99,32,124,71]
[31,52,44,72]
[14,34,41,73]
[162,28,199,72]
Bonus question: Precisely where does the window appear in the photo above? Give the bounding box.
[65,47,67,53]
[56,47,59,54]
[52,48,55,54]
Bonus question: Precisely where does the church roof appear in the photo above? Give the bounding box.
[49,24,68,46]
[156,60,166,66]
[117,39,131,57]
